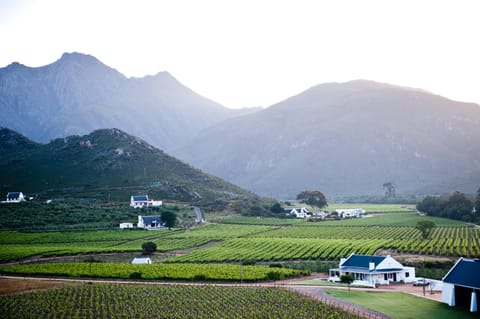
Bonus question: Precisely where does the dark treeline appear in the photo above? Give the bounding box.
[417,189,480,223]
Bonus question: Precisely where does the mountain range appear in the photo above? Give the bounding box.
[1,53,479,198]
[0,52,258,151]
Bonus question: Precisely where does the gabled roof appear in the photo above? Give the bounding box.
[7,192,22,199]
[141,215,162,225]
[341,254,386,269]
[443,258,480,289]
[132,195,148,202]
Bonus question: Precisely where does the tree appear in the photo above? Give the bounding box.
[475,187,480,219]
[296,190,327,210]
[443,191,474,221]
[270,202,284,214]
[383,182,396,198]
[340,274,355,291]
[415,220,436,239]
[141,241,157,255]
[161,210,177,229]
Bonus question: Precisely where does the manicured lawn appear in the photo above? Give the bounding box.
[326,290,478,319]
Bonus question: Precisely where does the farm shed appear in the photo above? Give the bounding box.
[442,258,479,312]
[119,222,134,229]
[131,257,152,264]
[329,254,415,287]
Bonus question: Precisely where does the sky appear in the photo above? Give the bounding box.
[1,0,479,109]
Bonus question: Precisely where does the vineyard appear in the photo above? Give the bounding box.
[0,263,308,281]
[0,219,479,264]
[0,282,363,319]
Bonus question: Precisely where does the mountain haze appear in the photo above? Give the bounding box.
[0,52,258,151]
[174,80,480,198]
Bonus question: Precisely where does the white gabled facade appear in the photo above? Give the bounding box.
[130,195,162,208]
[3,192,26,203]
[288,207,311,218]
[329,254,415,287]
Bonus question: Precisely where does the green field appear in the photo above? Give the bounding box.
[326,289,478,319]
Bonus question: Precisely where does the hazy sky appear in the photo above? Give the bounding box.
[1,0,479,109]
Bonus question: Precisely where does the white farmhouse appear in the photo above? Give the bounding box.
[137,215,163,230]
[130,195,162,208]
[286,207,312,218]
[329,254,415,287]
[3,192,26,203]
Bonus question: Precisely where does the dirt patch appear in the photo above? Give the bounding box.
[0,278,73,296]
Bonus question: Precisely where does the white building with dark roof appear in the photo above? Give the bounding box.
[3,192,26,203]
[130,195,162,208]
[137,215,164,229]
[442,257,480,312]
[329,254,415,287]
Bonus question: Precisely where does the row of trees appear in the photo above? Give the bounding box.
[417,189,479,223]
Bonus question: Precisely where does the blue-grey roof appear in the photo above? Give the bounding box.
[141,216,162,224]
[132,195,148,201]
[443,258,480,289]
[7,192,21,199]
[342,254,386,269]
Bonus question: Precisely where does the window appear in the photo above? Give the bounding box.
[405,272,410,278]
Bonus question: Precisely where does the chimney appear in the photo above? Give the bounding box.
[369,260,375,271]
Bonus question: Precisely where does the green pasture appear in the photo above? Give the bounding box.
[326,289,478,319]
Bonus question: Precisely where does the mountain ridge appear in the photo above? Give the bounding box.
[0,52,258,151]
[173,80,480,198]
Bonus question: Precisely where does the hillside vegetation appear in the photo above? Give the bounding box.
[0,127,270,212]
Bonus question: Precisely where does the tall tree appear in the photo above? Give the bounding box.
[141,241,157,255]
[161,210,177,229]
[443,191,474,222]
[296,190,327,210]
[383,182,396,198]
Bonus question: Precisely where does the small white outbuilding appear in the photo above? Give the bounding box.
[131,257,152,264]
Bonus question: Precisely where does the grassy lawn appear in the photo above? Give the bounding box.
[326,289,478,319]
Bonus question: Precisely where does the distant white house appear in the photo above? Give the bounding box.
[442,257,480,313]
[119,222,134,229]
[130,195,162,208]
[285,207,312,218]
[2,192,26,203]
[329,254,415,287]
[131,257,152,264]
[335,208,365,218]
[137,215,164,230]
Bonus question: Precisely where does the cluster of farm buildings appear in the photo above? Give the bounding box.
[285,207,365,219]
